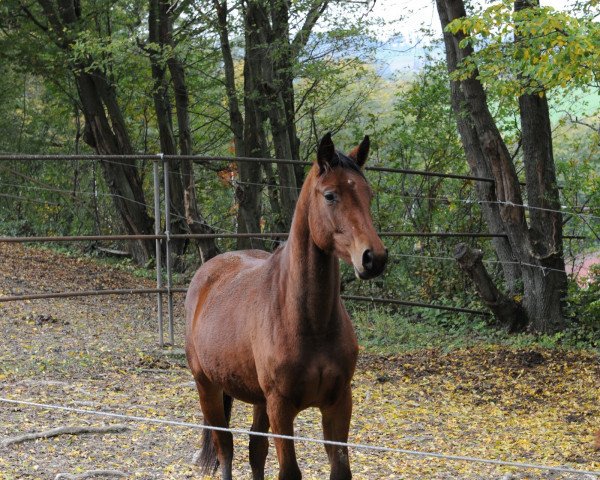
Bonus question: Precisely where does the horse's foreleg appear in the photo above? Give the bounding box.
[197,383,234,480]
[266,397,301,480]
[249,403,270,480]
[321,386,352,480]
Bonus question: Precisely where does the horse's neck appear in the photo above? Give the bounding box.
[278,184,340,333]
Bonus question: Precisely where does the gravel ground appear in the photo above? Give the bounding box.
[0,242,599,480]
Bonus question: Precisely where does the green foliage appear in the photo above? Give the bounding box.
[351,306,497,353]
[1,0,598,344]
[351,304,600,354]
[446,0,600,95]
[566,264,600,331]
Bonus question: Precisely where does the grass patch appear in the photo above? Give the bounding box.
[350,306,600,354]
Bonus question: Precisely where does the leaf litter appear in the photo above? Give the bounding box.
[0,242,598,479]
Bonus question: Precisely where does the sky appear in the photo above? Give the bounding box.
[370,0,570,41]
[367,0,572,74]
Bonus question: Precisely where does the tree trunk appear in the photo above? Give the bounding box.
[148,0,187,260]
[149,0,219,263]
[514,0,567,332]
[216,0,264,249]
[436,0,567,333]
[251,0,298,228]
[240,58,267,249]
[34,0,155,265]
[169,57,219,262]
[438,6,522,294]
[214,0,327,237]
[76,70,155,265]
[455,243,526,332]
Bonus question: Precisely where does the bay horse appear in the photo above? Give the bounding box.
[185,133,387,480]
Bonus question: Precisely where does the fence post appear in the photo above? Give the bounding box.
[153,158,164,348]
[163,157,175,345]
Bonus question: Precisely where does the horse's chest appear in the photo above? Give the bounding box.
[302,360,348,405]
[265,344,357,409]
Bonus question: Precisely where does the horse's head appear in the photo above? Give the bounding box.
[308,132,388,280]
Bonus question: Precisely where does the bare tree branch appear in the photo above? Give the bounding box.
[2,424,130,447]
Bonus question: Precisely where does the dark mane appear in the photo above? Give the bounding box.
[332,150,365,178]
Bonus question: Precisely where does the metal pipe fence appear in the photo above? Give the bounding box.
[0,154,496,183]
[0,232,587,243]
[0,153,593,345]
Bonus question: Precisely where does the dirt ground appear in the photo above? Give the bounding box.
[0,242,599,480]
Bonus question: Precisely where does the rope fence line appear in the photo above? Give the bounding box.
[0,192,61,206]
[2,175,597,225]
[233,179,599,216]
[391,193,599,218]
[0,231,585,281]
[5,231,587,243]
[393,253,574,276]
[0,172,600,249]
[482,199,600,222]
[5,168,600,219]
[1,397,598,477]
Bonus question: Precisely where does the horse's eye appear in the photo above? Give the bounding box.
[324,192,336,203]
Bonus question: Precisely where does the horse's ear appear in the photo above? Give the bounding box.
[317,132,337,175]
[348,135,370,168]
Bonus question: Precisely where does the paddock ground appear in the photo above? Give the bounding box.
[0,242,599,480]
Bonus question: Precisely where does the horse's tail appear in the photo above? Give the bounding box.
[198,393,234,476]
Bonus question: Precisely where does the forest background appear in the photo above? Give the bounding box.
[0,0,598,348]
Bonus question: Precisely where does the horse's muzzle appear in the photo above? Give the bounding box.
[355,248,388,280]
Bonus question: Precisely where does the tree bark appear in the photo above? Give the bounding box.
[32,0,155,265]
[514,0,567,332]
[214,0,327,236]
[436,0,568,333]
[240,56,267,249]
[149,0,219,263]
[216,0,264,249]
[245,0,298,230]
[455,243,526,332]
[148,0,188,260]
[75,69,155,265]
[438,3,522,294]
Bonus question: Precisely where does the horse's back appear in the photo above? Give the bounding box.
[185,249,271,325]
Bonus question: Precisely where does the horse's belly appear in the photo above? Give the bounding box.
[223,381,265,405]
[194,330,265,404]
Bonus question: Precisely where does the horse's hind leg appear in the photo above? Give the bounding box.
[320,386,352,480]
[195,380,234,480]
[249,403,270,480]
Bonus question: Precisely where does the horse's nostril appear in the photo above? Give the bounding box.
[362,249,374,271]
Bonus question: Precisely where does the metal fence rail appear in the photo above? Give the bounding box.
[0,154,496,183]
[0,288,491,316]
[0,153,593,346]
[0,233,587,243]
